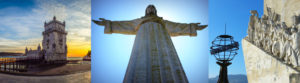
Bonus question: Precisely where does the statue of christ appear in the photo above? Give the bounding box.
[93,5,207,83]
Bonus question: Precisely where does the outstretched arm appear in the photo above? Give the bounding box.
[164,20,207,36]
[92,18,142,35]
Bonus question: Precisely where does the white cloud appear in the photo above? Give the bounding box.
[0,0,91,52]
[0,37,42,53]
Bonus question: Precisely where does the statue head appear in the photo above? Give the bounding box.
[291,28,298,33]
[281,22,287,28]
[145,5,157,16]
[250,10,257,15]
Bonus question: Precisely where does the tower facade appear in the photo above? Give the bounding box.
[42,16,67,62]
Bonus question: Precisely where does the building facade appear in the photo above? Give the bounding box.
[25,44,43,60]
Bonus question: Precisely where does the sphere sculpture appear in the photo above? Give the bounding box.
[210,34,239,83]
[211,35,239,61]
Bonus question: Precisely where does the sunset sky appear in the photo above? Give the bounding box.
[0,0,91,57]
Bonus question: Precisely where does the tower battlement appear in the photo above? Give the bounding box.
[44,16,65,27]
[43,16,67,35]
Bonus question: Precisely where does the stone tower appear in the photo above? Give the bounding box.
[37,44,41,51]
[42,16,67,62]
[25,47,28,54]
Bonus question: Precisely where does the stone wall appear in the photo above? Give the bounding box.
[242,39,300,83]
[26,50,42,60]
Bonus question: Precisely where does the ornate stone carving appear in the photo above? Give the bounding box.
[247,8,300,67]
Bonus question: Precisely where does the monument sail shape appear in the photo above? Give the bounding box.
[243,0,300,82]
[93,5,207,83]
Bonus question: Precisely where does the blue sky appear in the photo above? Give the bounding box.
[0,0,35,10]
[92,0,208,83]
[209,0,263,78]
[0,0,91,57]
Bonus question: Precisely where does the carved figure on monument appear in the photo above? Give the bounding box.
[282,40,291,61]
[283,31,298,67]
[248,10,259,42]
[255,17,261,44]
[246,8,300,67]
[291,28,300,50]
[264,25,272,52]
[289,27,300,66]
[258,22,265,47]
[272,40,280,57]
[289,48,299,68]
[280,28,290,60]
[261,22,269,49]
[293,15,300,26]
[266,7,274,21]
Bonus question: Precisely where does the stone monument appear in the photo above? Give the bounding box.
[243,0,300,83]
[93,5,207,83]
[42,16,68,62]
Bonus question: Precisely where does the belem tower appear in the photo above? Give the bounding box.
[25,16,67,63]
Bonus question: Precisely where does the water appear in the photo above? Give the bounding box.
[0,56,26,58]
[0,71,91,83]
[0,56,91,83]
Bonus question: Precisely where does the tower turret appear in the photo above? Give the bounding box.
[44,21,46,27]
[37,44,41,51]
[53,16,56,20]
[25,47,28,54]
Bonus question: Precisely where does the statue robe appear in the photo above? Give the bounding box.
[102,16,199,83]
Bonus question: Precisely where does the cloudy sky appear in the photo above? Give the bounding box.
[0,0,91,57]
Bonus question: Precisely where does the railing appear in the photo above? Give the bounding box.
[0,56,42,73]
